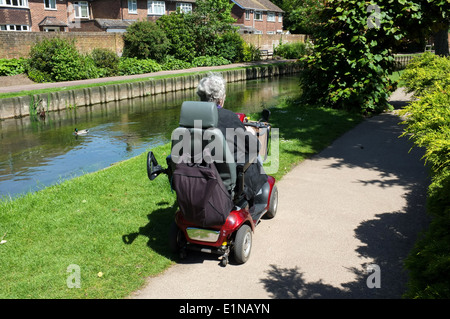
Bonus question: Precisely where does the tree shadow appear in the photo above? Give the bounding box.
[261,112,431,298]
[261,189,430,298]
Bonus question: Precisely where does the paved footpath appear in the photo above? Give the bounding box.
[130,89,431,299]
[0,60,294,94]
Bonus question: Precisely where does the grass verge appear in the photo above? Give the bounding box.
[0,97,362,298]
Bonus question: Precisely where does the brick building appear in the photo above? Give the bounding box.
[0,0,283,33]
[231,0,283,34]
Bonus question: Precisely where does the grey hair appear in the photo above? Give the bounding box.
[196,72,226,103]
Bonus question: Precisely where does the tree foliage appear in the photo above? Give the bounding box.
[155,0,243,62]
[27,38,98,82]
[190,0,237,56]
[272,0,325,34]
[122,21,170,62]
[299,0,422,114]
[157,12,197,62]
[416,0,450,56]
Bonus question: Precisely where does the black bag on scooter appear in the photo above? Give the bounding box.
[172,161,233,227]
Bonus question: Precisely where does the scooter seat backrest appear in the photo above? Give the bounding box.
[179,101,218,128]
[170,101,237,194]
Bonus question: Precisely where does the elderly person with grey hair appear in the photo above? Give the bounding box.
[196,73,268,210]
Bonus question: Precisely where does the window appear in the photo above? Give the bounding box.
[254,11,262,21]
[267,12,275,22]
[278,13,282,23]
[148,1,165,15]
[43,26,59,32]
[74,1,89,18]
[128,0,137,14]
[44,0,56,10]
[176,2,192,13]
[245,10,250,20]
[0,24,29,31]
[0,0,28,7]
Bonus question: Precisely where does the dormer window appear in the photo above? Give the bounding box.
[74,1,89,19]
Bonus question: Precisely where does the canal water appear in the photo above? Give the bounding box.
[0,75,300,199]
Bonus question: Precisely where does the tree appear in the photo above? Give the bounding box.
[417,0,449,56]
[190,0,237,56]
[272,0,325,34]
[298,0,449,115]
[122,21,170,62]
[157,2,243,62]
[299,0,422,114]
[157,12,197,61]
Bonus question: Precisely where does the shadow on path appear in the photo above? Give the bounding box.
[261,112,431,298]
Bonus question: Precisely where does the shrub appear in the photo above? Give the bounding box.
[118,57,162,75]
[51,53,99,82]
[27,38,98,82]
[26,68,52,83]
[0,58,26,76]
[156,12,197,62]
[122,21,170,63]
[160,55,192,71]
[242,43,261,62]
[214,31,245,63]
[400,54,450,299]
[90,48,120,77]
[400,52,450,97]
[191,56,231,67]
[274,42,310,59]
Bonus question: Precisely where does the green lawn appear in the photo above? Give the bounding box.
[0,93,362,299]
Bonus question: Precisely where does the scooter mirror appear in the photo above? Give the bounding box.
[147,151,165,180]
[260,109,271,122]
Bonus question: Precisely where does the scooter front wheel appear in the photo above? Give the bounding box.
[233,224,252,264]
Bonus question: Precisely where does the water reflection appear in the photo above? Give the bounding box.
[0,75,300,199]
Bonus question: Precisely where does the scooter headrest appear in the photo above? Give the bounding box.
[179,101,218,129]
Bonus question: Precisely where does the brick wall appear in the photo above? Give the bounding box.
[0,31,306,59]
[0,7,31,26]
[0,31,124,59]
[241,33,308,51]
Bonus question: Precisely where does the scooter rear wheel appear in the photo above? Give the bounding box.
[265,185,278,219]
[233,224,252,264]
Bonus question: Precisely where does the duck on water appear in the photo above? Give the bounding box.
[73,128,89,136]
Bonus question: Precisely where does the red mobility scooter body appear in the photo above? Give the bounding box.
[173,175,276,263]
[147,104,278,266]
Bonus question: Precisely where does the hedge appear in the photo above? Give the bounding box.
[400,53,450,298]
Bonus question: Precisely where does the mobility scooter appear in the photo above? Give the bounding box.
[147,101,278,266]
